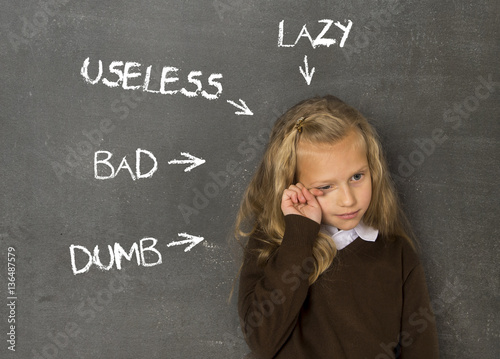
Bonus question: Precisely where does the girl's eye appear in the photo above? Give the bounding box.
[317,185,332,190]
[351,173,363,181]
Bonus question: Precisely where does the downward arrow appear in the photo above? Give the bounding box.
[227,99,253,116]
[299,55,315,85]
[168,152,205,172]
[167,233,205,252]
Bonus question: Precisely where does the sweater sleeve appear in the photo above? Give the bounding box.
[238,214,320,359]
[399,252,440,358]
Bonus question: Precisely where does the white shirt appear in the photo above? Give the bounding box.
[320,221,379,250]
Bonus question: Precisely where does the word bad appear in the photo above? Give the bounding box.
[81,58,223,100]
[278,19,353,48]
[94,148,157,180]
[70,238,162,275]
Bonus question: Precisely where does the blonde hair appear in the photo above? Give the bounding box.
[234,95,414,284]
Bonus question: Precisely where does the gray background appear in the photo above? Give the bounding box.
[1,0,499,358]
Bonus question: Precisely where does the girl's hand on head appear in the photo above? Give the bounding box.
[281,183,324,224]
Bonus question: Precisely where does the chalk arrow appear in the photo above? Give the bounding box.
[167,233,205,252]
[168,152,205,172]
[227,99,253,116]
[299,55,315,86]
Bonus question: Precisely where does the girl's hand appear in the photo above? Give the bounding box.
[281,183,324,224]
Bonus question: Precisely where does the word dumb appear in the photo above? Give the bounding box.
[94,148,157,180]
[70,238,162,275]
[81,57,223,100]
[278,19,353,48]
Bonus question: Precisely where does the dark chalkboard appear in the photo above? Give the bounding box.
[1,0,499,358]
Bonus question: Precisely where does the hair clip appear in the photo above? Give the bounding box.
[295,117,306,133]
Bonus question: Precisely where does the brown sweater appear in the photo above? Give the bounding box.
[238,215,439,358]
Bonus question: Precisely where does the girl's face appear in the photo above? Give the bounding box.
[296,130,372,231]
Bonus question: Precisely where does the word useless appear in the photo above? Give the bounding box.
[81,57,223,100]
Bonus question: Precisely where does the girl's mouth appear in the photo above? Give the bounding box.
[336,210,360,220]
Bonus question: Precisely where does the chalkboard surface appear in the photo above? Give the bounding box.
[1,0,499,358]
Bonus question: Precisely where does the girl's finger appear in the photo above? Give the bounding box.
[285,190,296,204]
[308,188,324,197]
[283,188,299,204]
[299,183,311,201]
[288,184,306,203]
[295,183,308,200]
[302,187,323,204]
[301,186,315,202]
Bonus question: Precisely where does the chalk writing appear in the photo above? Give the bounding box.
[278,19,353,48]
[81,58,223,100]
[227,99,253,115]
[94,149,158,180]
[166,233,205,252]
[70,233,205,275]
[299,55,315,85]
[70,238,162,275]
[168,152,206,172]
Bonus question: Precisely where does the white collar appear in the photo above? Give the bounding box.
[320,221,378,250]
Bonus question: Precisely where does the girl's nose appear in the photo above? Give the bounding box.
[338,185,356,207]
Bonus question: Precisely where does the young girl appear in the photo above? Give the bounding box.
[235,95,439,358]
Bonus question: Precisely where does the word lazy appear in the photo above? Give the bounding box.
[94,149,157,180]
[278,19,353,48]
[81,57,223,100]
